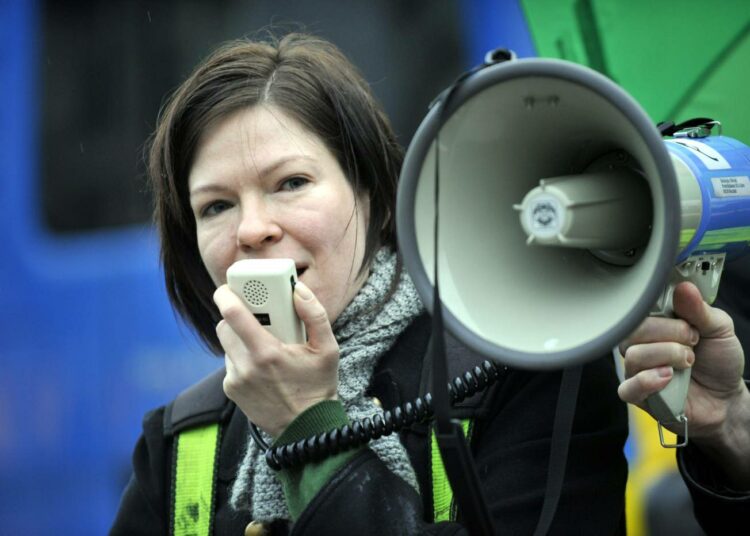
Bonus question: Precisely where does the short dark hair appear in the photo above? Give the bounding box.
[148,33,403,354]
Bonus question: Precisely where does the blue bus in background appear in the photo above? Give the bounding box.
[0,3,222,532]
[0,1,523,532]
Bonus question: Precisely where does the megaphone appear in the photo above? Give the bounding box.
[397,56,750,439]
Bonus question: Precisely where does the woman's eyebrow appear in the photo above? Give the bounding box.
[190,155,318,197]
[189,183,233,198]
[254,154,316,178]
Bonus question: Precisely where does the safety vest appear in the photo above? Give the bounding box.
[167,354,578,535]
[171,418,471,536]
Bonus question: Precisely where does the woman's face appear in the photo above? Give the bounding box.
[188,105,370,324]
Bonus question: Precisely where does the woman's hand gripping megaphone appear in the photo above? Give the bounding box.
[618,281,746,448]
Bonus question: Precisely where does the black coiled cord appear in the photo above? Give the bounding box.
[251,359,504,471]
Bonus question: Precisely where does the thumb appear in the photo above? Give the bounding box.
[672,281,733,339]
[293,281,337,352]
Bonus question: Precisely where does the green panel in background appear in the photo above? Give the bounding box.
[519,3,750,535]
[521,0,750,144]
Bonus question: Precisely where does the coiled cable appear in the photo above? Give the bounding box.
[249,359,505,470]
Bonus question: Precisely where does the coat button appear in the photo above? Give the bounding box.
[245,521,267,536]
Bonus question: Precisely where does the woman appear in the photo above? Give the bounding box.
[111,34,629,535]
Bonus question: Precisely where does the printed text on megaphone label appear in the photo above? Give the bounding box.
[711,176,749,197]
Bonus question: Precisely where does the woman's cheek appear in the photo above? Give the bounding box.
[197,228,235,286]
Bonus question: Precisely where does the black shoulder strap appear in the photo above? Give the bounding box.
[532,365,582,536]
[421,330,583,536]
[163,367,231,436]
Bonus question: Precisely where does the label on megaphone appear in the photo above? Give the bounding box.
[711,176,750,198]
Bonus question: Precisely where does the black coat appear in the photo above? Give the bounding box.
[676,255,750,535]
[112,313,629,535]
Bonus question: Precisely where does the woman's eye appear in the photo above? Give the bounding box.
[279,176,310,191]
[200,200,231,217]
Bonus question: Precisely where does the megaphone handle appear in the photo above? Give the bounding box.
[644,367,690,448]
[646,268,703,447]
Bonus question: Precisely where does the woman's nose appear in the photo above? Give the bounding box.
[235,200,283,250]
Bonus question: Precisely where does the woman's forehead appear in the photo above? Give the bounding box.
[189,106,331,187]
[201,106,324,157]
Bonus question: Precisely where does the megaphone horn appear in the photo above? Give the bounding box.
[397,58,681,370]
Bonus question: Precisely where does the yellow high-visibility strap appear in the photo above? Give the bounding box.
[430,419,472,522]
[172,424,220,536]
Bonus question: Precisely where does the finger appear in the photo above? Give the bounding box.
[617,366,674,405]
[293,281,337,353]
[215,319,248,364]
[222,350,242,383]
[673,281,735,339]
[222,352,249,403]
[223,351,236,375]
[623,341,694,378]
[619,316,699,355]
[213,285,276,351]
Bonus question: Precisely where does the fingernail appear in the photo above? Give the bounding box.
[686,350,695,366]
[295,281,313,300]
[657,366,673,378]
[690,328,700,345]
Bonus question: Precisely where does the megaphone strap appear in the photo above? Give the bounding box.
[427,62,500,534]
[533,365,583,536]
[658,117,717,137]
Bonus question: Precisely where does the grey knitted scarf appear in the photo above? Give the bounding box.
[229,248,424,521]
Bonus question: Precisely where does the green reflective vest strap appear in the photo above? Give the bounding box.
[168,418,472,530]
[430,419,472,522]
[171,423,221,536]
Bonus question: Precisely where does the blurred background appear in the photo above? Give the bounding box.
[0,0,747,534]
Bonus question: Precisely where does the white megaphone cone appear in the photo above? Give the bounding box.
[397,55,750,446]
[398,57,680,368]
